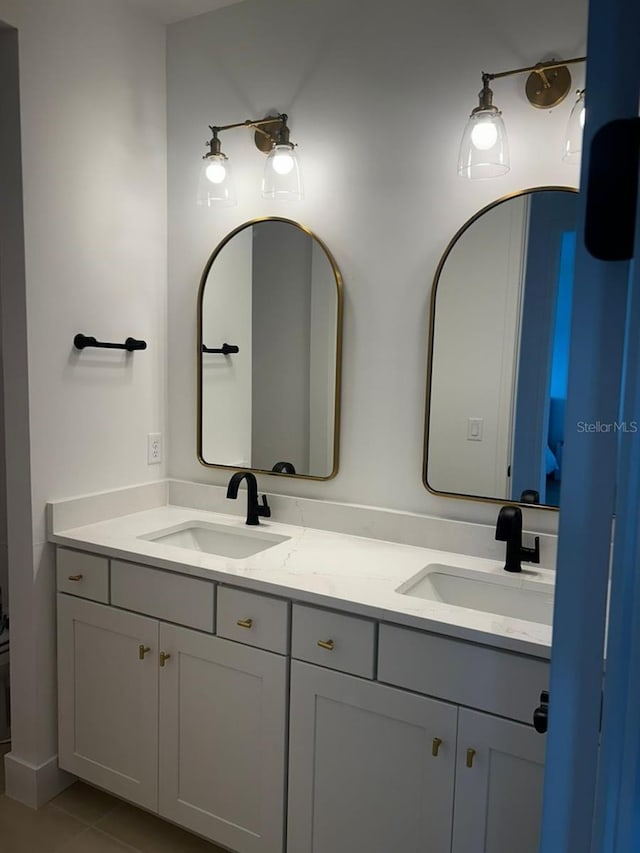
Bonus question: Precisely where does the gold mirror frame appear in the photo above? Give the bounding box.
[422,186,579,510]
[197,216,343,481]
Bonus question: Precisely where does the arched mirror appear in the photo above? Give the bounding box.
[198,217,343,480]
[424,187,578,508]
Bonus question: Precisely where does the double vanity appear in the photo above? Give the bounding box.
[49,187,570,851]
[51,489,553,853]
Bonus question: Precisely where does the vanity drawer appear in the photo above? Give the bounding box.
[291,604,376,679]
[57,548,109,603]
[111,560,215,633]
[216,586,289,654]
[378,624,549,725]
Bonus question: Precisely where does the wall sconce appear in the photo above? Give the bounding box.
[197,113,303,206]
[458,56,586,180]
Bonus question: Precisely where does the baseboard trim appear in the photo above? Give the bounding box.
[4,751,76,808]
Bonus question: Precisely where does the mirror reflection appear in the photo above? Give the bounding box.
[198,218,342,480]
[425,188,578,508]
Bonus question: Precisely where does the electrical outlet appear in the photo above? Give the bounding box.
[147,433,162,465]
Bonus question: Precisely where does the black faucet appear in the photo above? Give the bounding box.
[272,461,297,474]
[226,472,271,526]
[495,505,540,573]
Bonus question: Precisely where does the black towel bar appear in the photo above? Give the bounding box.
[202,343,239,354]
[74,334,147,352]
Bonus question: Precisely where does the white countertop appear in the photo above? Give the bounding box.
[50,504,554,659]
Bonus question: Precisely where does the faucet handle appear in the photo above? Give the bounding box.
[522,535,541,565]
[258,494,271,518]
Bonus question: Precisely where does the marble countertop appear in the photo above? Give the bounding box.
[50,504,554,659]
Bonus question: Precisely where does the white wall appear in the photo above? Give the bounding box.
[167,0,585,532]
[0,0,167,804]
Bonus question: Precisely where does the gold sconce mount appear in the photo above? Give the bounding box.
[253,114,289,153]
[525,60,573,109]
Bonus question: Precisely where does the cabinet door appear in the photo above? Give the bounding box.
[57,594,159,811]
[287,660,457,853]
[452,707,546,853]
[158,624,288,853]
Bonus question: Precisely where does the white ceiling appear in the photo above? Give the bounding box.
[129,0,245,25]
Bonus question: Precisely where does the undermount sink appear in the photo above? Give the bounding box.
[397,563,554,626]
[139,521,290,559]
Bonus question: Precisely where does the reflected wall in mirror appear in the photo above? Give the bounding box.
[198,218,342,480]
[424,187,578,509]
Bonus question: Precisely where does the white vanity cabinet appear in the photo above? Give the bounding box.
[57,593,160,811]
[158,622,288,853]
[55,545,549,853]
[56,548,288,853]
[287,660,458,853]
[377,623,548,852]
[287,616,548,853]
[452,708,545,853]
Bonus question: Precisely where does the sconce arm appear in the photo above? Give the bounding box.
[208,113,286,139]
[483,55,586,83]
[478,56,586,109]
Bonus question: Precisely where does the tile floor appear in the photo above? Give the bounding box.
[0,744,229,852]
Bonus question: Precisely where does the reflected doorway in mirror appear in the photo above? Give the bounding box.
[424,187,579,510]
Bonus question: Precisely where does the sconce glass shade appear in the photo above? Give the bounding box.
[563,90,585,164]
[458,108,510,180]
[262,143,303,200]
[197,153,236,206]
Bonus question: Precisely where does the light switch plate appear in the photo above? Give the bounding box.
[467,418,484,441]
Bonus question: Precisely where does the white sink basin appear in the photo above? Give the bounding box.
[398,563,554,625]
[139,521,290,559]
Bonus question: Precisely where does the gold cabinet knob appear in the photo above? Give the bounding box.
[466,748,476,768]
[317,639,335,651]
[138,645,151,660]
[237,618,253,629]
[68,574,83,582]
[432,737,443,757]
[159,652,171,667]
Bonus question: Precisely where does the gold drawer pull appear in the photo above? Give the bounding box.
[237,618,253,629]
[466,748,476,768]
[139,645,151,660]
[317,639,335,651]
[68,574,83,582]
[432,737,443,757]
[159,652,171,667]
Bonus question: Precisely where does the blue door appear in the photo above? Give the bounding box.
[540,0,640,850]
